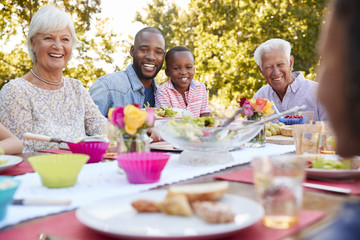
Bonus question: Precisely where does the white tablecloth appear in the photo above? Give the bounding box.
[0,144,295,229]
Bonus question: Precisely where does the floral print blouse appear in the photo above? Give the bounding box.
[0,77,107,152]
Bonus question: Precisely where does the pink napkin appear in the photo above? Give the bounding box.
[0,161,34,176]
[38,148,117,160]
[0,210,324,240]
[215,168,360,194]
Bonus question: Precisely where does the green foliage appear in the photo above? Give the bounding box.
[0,0,120,88]
[135,0,327,106]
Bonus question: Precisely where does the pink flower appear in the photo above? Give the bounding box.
[110,107,125,128]
[145,108,155,127]
[243,103,254,117]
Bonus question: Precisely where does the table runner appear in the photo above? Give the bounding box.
[214,168,360,194]
[0,144,295,229]
[0,210,324,240]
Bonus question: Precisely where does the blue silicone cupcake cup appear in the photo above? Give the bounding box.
[0,177,20,220]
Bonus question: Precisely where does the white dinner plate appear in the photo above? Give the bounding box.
[149,141,182,152]
[306,154,360,180]
[0,155,23,173]
[76,190,264,240]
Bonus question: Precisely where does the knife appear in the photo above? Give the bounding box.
[303,183,351,194]
[13,198,71,206]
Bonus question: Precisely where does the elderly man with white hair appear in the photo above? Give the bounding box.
[253,38,327,121]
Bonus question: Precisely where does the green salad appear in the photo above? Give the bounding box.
[310,157,350,170]
[163,116,236,142]
[155,106,178,118]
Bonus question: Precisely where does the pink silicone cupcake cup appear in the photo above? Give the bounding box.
[116,152,170,184]
[67,141,110,163]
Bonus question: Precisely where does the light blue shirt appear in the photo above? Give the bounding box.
[89,64,158,116]
[253,72,327,121]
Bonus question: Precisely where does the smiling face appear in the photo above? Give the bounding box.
[165,51,195,93]
[130,32,165,83]
[31,28,72,73]
[259,49,294,100]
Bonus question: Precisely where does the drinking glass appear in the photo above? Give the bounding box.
[293,124,322,154]
[252,155,306,229]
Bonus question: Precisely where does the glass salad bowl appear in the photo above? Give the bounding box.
[155,117,264,166]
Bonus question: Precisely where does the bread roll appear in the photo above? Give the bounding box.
[131,199,161,213]
[192,201,235,223]
[157,194,193,216]
[167,181,229,202]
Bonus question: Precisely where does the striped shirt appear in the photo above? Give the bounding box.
[155,80,211,118]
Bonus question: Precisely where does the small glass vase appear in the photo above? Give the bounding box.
[103,123,123,157]
[246,115,266,148]
[119,130,150,153]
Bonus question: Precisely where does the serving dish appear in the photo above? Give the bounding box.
[303,154,360,180]
[155,118,264,166]
[76,190,264,240]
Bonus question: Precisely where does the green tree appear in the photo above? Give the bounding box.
[0,0,120,88]
[135,0,327,107]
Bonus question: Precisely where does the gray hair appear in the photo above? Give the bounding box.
[27,5,78,63]
[254,38,291,70]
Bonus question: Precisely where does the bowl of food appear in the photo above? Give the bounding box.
[67,141,110,163]
[279,115,306,125]
[155,116,264,166]
[299,154,360,180]
[154,106,193,119]
[28,154,89,188]
[117,152,170,184]
[0,177,20,220]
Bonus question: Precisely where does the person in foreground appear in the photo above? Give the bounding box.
[305,0,360,239]
[89,27,166,116]
[0,123,23,155]
[253,38,327,122]
[0,5,106,153]
[155,46,211,118]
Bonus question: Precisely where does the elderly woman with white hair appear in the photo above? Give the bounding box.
[252,38,327,122]
[0,5,106,152]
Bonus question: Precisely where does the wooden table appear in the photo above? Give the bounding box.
[4,151,359,239]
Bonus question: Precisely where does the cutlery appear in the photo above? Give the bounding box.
[201,107,244,141]
[303,183,351,194]
[244,104,307,128]
[13,198,71,206]
[24,133,106,144]
[202,105,306,142]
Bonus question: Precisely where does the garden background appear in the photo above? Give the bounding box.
[0,0,327,112]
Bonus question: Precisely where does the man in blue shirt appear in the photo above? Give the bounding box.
[89,27,165,116]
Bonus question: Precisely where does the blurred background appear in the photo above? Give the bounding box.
[0,0,327,112]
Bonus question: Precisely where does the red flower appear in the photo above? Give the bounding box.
[239,97,247,107]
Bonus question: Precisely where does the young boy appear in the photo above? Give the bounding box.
[155,46,211,118]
